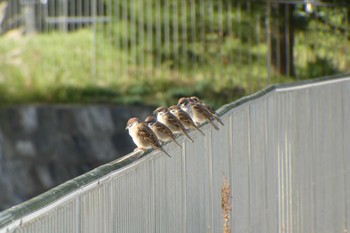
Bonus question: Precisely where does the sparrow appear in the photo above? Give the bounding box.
[144,116,182,148]
[188,100,220,130]
[125,117,171,158]
[190,96,224,126]
[177,97,193,118]
[168,105,205,136]
[153,106,194,143]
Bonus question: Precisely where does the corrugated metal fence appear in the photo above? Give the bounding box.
[0,74,349,233]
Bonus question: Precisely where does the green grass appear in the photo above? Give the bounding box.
[0,14,348,109]
[0,29,277,108]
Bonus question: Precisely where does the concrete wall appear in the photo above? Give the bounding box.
[0,105,153,210]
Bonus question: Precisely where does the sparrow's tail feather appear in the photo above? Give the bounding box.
[182,128,194,143]
[173,138,182,148]
[194,125,206,136]
[213,115,224,126]
[159,147,172,158]
[209,120,220,130]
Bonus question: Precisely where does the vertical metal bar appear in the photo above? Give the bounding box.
[122,0,129,79]
[190,0,196,70]
[23,2,36,34]
[181,142,187,233]
[285,4,290,77]
[106,0,112,82]
[227,0,233,88]
[237,1,242,84]
[138,0,144,79]
[217,0,223,81]
[181,0,187,71]
[164,0,170,79]
[265,0,272,81]
[207,129,214,232]
[70,0,75,31]
[114,0,120,80]
[60,0,68,32]
[91,0,97,80]
[173,0,179,80]
[246,107,252,232]
[200,0,206,67]
[130,0,136,69]
[147,0,153,75]
[155,0,161,75]
[247,1,252,74]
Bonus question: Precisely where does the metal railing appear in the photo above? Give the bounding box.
[1,0,349,85]
[0,73,349,233]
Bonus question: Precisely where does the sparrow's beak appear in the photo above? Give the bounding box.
[153,110,157,115]
[125,125,129,131]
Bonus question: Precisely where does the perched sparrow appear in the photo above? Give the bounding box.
[126,117,171,158]
[144,116,182,148]
[190,96,224,126]
[188,100,220,130]
[177,97,193,118]
[154,106,194,143]
[168,105,205,136]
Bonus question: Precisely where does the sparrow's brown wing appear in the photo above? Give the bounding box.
[167,112,185,129]
[177,110,193,124]
[178,110,205,136]
[138,122,172,158]
[203,104,215,115]
[192,103,213,119]
[202,104,224,126]
[137,123,161,149]
[156,121,174,137]
[166,112,194,142]
[192,103,219,130]
[156,122,182,148]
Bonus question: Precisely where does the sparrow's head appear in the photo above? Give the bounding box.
[188,98,195,104]
[188,98,196,106]
[177,97,189,107]
[190,96,200,103]
[168,105,180,112]
[153,106,169,116]
[144,116,156,124]
[125,117,141,130]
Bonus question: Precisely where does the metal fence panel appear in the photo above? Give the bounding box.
[343,81,350,233]
[211,116,231,233]
[309,84,346,233]
[1,75,350,233]
[183,128,212,233]
[265,92,279,233]
[230,106,251,233]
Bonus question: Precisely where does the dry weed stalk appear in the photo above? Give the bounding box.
[221,176,232,233]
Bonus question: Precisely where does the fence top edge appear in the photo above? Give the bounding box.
[0,72,349,230]
[217,72,350,116]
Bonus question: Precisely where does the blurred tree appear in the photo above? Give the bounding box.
[269,1,295,77]
[311,0,350,38]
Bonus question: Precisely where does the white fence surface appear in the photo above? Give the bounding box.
[0,74,350,233]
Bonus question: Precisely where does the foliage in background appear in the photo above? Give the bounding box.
[0,1,349,108]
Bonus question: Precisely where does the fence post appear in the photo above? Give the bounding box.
[22,0,36,34]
